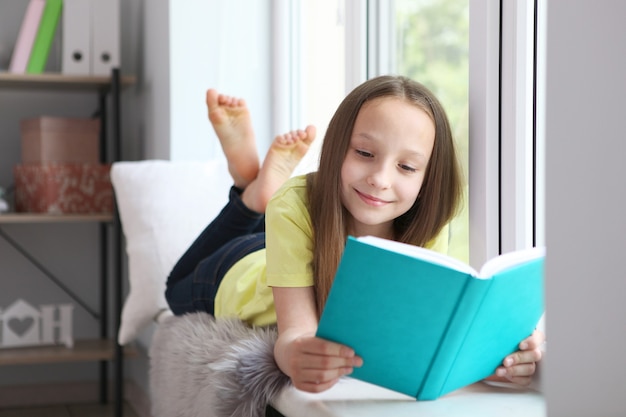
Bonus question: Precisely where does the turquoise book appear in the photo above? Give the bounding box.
[316,235,545,400]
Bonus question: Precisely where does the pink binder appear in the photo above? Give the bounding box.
[8,0,46,74]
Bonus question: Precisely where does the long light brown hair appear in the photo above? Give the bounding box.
[307,75,463,315]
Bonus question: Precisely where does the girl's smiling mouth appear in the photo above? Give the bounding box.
[355,189,391,206]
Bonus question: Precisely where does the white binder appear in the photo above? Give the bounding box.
[62,0,92,75]
[91,0,120,76]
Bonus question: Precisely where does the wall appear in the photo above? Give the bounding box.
[544,0,626,415]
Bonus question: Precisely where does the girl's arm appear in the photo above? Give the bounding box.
[272,286,362,393]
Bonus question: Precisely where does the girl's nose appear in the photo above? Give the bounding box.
[366,164,392,189]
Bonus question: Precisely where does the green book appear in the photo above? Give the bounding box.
[27,0,63,74]
[316,235,545,400]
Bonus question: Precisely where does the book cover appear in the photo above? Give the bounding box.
[316,236,545,400]
[26,0,63,74]
[8,0,46,74]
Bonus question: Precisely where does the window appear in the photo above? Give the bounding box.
[372,0,470,262]
[371,0,542,265]
[285,0,542,265]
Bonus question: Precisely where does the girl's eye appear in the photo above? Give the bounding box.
[399,164,417,173]
[356,149,373,158]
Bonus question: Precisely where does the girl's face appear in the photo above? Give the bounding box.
[340,97,435,238]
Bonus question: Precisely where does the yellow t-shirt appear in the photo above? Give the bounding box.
[214,175,450,326]
[214,176,313,326]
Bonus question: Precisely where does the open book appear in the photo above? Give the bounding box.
[316,236,545,400]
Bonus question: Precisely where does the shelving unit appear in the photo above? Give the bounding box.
[0,339,125,366]
[0,72,136,90]
[0,69,134,417]
[0,213,114,223]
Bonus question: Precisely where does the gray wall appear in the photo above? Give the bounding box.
[544,0,626,415]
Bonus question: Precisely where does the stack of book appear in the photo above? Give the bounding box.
[8,0,120,76]
[8,0,61,74]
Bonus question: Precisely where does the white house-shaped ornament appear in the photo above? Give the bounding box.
[0,299,74,349]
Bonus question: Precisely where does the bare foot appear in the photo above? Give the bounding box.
[242,125,317,213]
[206,89,259,188]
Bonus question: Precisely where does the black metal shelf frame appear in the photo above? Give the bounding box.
[0,68,125,417]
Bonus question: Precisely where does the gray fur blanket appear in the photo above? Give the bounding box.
[149,312,290,417]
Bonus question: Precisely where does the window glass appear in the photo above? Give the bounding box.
[392,0,469,262]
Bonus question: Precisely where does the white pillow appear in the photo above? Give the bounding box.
[111,159,232,345]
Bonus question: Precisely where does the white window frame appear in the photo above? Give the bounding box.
[469,0,502,267]
[271,0,302,139]
[500,0,537,254]
[344,0,368,92]
[535,0,547,249]
[469,0,540,264]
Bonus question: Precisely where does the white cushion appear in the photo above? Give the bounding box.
[111,159,231,344]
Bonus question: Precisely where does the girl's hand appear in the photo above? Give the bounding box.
[272,286,363,393]
[492,329,545,386]
[279,333,363,393]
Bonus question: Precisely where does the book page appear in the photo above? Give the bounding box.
[479,246,546,278]
[356,235,476,275]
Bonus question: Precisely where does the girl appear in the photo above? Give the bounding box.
[165,75,544,394]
